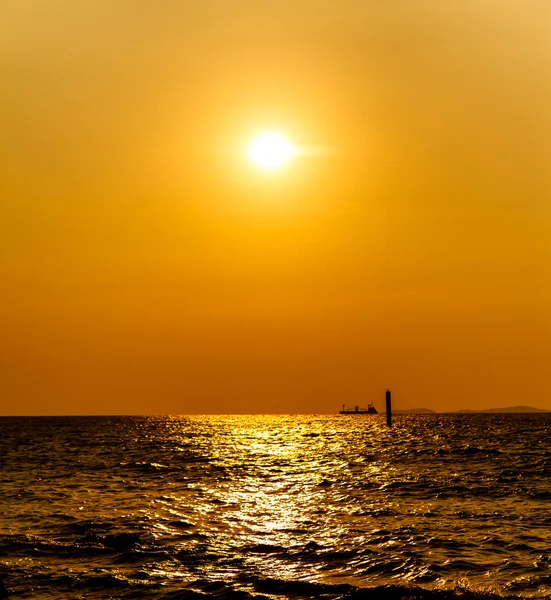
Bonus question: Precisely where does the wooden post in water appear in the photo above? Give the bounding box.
[385,389,392,427]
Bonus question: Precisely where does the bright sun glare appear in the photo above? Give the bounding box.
[247,132,297,170]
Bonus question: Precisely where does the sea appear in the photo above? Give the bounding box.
[1,414,550,599]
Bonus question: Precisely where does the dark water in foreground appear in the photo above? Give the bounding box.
[1,414,550,599]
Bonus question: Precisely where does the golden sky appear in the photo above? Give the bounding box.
[1,1,550,415]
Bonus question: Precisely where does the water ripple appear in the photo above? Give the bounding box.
[0,413,550,598]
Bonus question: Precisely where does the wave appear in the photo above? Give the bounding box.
[0,574,530,600]
[2,414,551,599]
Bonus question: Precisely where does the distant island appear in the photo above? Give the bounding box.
[394,406,550,414]
[452,405,551,413]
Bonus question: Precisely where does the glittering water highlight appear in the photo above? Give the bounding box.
[1,414,550,599]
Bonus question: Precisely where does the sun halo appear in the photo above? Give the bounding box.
[247,132,297,170]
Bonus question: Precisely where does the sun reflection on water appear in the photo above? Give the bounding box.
[138,415,402,584]
[8,414,542,596]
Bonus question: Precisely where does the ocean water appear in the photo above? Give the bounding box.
[1,414,550,599]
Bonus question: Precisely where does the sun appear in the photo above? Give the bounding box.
[247,132,297,170]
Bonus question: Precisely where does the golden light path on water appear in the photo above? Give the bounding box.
[145,416,399,584]
[2,414,550,598]
[127,414,551,595]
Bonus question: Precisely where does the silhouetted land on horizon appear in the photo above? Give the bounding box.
[453,405,551,413]
[394,406,551,414]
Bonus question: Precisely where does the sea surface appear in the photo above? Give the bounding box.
[1,414,550,599]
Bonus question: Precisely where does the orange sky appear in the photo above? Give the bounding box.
[1,1,550,415]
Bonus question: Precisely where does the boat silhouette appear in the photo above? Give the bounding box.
[339,403,378,415]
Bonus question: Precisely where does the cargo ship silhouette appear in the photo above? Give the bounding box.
[339,403,378,415]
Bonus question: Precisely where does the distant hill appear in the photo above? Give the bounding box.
[391,406,550,414]
[454,405,550,414]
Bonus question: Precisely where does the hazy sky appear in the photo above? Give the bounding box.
[1,1,550,415]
